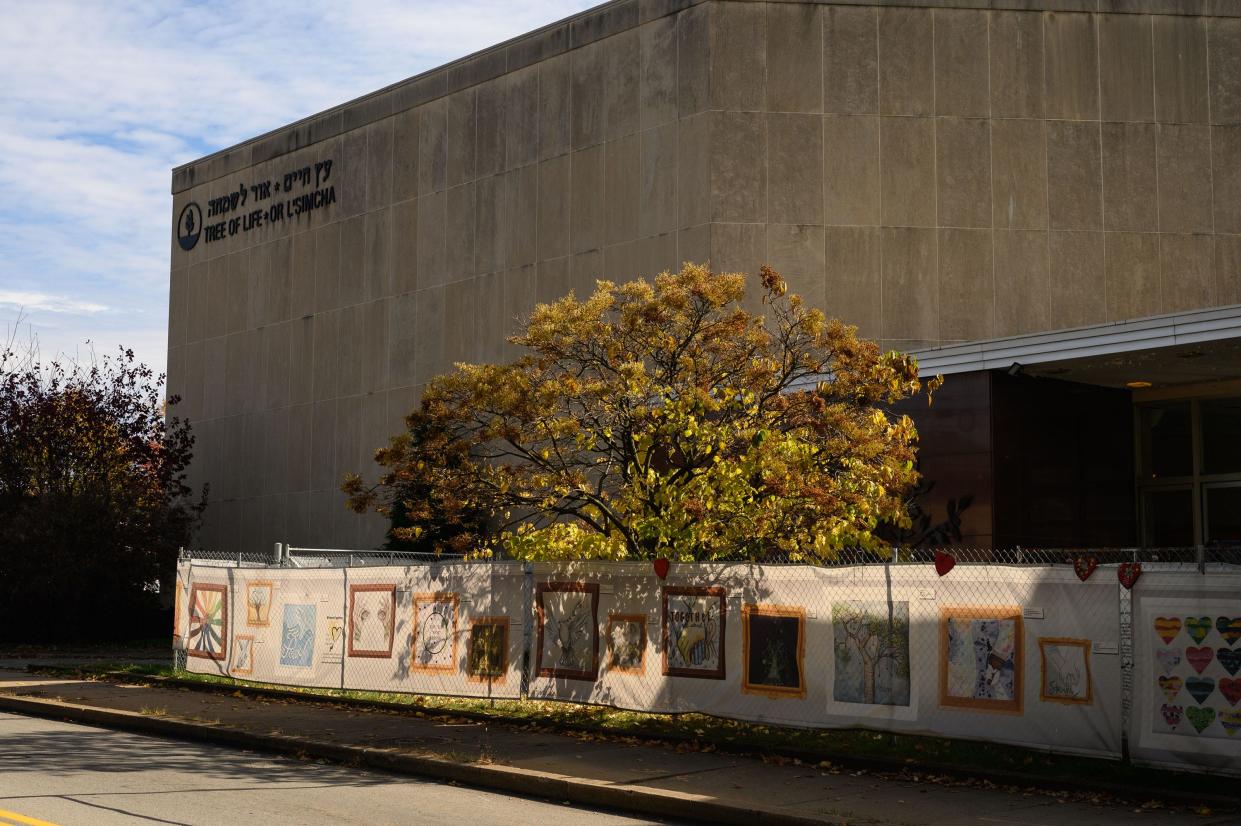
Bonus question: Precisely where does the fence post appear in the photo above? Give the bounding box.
[1118,555,1135,764]
[520,561,534,699]
[272,542,283,565]
[1196,543,1206,575]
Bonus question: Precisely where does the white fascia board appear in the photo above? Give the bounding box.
[909,304,1241,377]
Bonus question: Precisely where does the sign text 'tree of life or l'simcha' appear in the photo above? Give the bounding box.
[193,158,337,248]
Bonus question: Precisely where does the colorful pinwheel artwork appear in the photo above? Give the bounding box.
[188,585,227,661]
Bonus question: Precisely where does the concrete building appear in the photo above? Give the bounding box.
[169,0,1241,555]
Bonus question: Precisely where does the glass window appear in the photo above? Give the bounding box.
[1140,402,1193,479]
[1143,488,1194,547]
[1205,485,1241,544]
[1201,397,1241,476]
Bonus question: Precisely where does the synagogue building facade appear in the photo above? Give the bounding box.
[168,0,1241,555]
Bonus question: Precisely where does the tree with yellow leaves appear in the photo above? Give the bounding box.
[344,263,939,562]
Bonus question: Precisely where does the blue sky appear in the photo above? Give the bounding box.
[0,0,593,379]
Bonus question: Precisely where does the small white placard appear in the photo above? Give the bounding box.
[806,609,818,619]
[1093,641,1119,655]
[1022,607,1044,620]
[918,588,936,600]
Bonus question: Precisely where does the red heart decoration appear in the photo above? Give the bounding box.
[934,550,955,577]
[1220,678,1241,707]
[1187,646,1215,674]
[652,557,670,580]
[1118,562,1142,590]
[1073,556,1098,582]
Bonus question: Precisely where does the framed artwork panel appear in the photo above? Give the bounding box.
[662,586,727,680]
[188,584,228,661]
[245,581,273,627]
[939,605,1023,715]
[742,604,806,699]
[348,583,396,658]
[536,582,600,681]
[412,592,459,673]
[280,603,316,667]
[606,613,647,675]
[232,634,254,675]
[467,617,509,683]
[1038,637,1093,705]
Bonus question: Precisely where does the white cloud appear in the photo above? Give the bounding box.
[0,0,595,379]
[0,291,108,315]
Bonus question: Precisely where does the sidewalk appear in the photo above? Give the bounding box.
[0,668,1232,825]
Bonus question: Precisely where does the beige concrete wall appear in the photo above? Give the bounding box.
[702,2,1241,353]
[168,0,1241,554]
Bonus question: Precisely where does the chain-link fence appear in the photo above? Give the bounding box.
[173,547,1241,776]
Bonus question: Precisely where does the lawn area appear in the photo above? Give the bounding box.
[29,661,1230,805]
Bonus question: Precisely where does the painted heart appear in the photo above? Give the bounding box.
[1186,616,1213,644]
[934,550,955,577]
[1219,648,1241,676]
[1073,556,1098,582]
[1157,675,1183,703]
[1187,706,1216,733]
[1220,678,1241,707]
[1186,676,1216,704]
[1161,704,1183,728]
[652,557,669,580]
[1221,710,1241,737]
[1118,562,1141,590]
[1154,617,1182,644]
[1187,646,1215,673]
[1218,617,1241,646]
[1156,648,1182,675]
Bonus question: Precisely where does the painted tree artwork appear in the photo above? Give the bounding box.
[832,601,910,706]
[246,582,272,627]
[742,605,806,698]
[188,584,227,661]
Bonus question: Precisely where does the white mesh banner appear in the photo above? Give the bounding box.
[523,562,1121,758]
[180,559,1241,768]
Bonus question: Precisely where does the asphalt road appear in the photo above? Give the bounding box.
[0,712,668,826]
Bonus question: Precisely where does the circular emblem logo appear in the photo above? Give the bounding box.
[177,202,203,251]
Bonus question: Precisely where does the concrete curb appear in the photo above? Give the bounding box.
[55,669,1241,813]
[0,693,830,826]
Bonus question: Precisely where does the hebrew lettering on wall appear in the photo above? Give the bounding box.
[742,604,806,699]
[939,606,1023,714]
[832,601,911,706]
[1038,637,1092,705]
[662,586,726,679]
[413,593,459,673]
[348,584,396,658]
[536,582,600,680]
[188,584,228,661]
